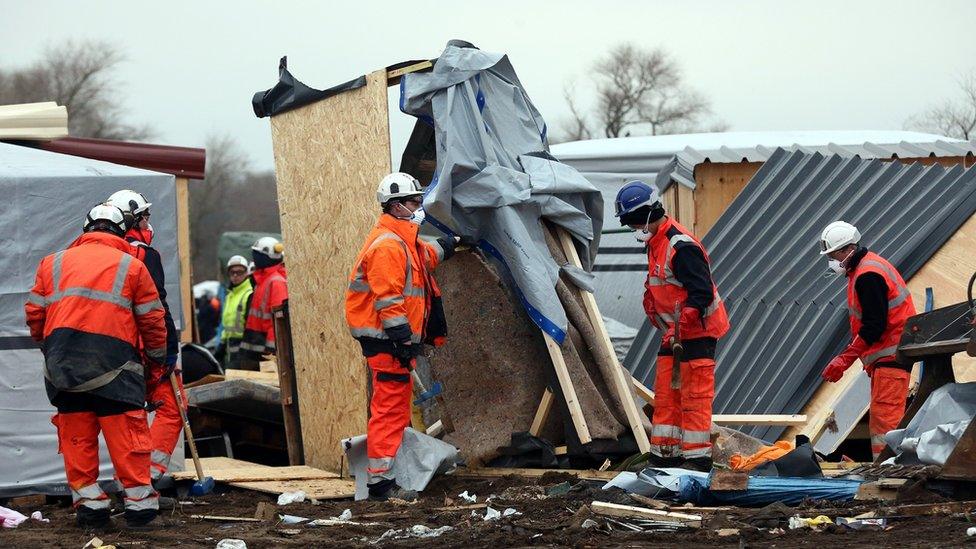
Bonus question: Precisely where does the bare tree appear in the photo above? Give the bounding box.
[0,39,151,140]
[189,134,281,280]
[554,84,592,143]
[906,71,976,140]
[557,43,724,141]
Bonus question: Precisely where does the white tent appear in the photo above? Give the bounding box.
[0,142,183,496]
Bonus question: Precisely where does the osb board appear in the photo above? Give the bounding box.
[786,210,976,442]
[224,369,279,386]
[269,69,392,473]
[172,465,337,482]
[230,478,355,499]
[693,162,762,236]
[170,456,268,478]
[675,183,696,235]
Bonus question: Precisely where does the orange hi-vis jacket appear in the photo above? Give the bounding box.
[345,214,448,356]
[847,251,916,366]
[25,231,168,407]
[644,218,730,341]
[241,263,287,356]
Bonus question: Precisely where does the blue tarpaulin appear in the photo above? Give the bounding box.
[678,474,862,506]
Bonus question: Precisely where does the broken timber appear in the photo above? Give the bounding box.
[543,332,592,443]
[590,501,702,527]
[528,387,555,437]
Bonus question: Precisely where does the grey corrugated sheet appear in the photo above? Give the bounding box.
[657,140,976,190]
[624,149,976,441]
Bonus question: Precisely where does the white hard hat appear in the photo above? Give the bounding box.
[107,189,152,215]
[226,255,249,270]
[247,261,255,274]
[84,203,126,236]
[377,172,423,205]
[252,236,283,260]
[819,221,861,255]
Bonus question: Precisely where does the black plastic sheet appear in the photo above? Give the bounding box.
[252,56,366,118]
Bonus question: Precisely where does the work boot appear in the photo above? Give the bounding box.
[152,473,175,492]
[76,506,111,530]
[124,508,158,530]
[680,457,713,472]
[157,496,176,511]
[367,479,418,502]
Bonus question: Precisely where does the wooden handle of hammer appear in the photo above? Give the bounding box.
[170,373,205,481]
[670,302,682,390]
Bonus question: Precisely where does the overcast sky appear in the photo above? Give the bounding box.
[2,0,974,171]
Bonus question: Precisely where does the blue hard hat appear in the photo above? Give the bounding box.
[614,181,660,217]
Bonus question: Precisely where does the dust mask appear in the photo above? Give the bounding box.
[632,208,654,242]
[826,248,855,277]
[409,207,426,226]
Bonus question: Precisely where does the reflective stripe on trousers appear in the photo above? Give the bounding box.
[124,484,159,511]
[72,483,110,510]
[150,449,171,478]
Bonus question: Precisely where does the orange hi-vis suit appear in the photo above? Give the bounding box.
[241,263,288,357]
[643,218,730,460]
[124,227,184,481]
[345,214,451,485]
[25,231,166,522]
[845,250,916,458]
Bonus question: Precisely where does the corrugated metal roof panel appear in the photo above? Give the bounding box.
[625,149,976,441]
[656,140,976,191]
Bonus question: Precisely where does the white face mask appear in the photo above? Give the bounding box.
[826,248,855,277]
[409,207,426,226]
[632,208,654,242]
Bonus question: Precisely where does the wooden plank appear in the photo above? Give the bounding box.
[273,303,304,465]
[425,420,444,438]
[675,183,696,234]
[231,478,355,500]
[711,414,807,426]
[692,162,762,236]
[543,332,591,444]
[224,369,279,385]
[196,457,268,470]
[175,177,194,343]
[191,515,263,523]
[554,446,568,456]
[184,374,225,388]
[172,465,337,482]
[386,60,433,83]
[528,387,554,437]
[269,69,391,472]
[451,467,618,481]
[557,229,651,454]
[631,376,655,406]
[590,501,702,526]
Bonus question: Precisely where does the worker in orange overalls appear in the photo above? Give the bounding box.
[240,236,288,368]
[106,190,181,490]
[345,172,458,501]
[819,221,916,459]
[25,204,167,529]
[615,181,730,472]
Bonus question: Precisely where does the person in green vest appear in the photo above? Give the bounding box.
[218,255,254,369]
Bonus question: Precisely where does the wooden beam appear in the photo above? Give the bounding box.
[543,332,592,444]
[712,414,807,426]
[425,420,444,438]
[174,177,193,343]
[556,229,650,453]
[386,60,433,84]
[451,467,618,481]
[590,501,702,527]
[631,376,655,406]
[554,445,568,456]
[273,303,304,465]
[528,387,554,437]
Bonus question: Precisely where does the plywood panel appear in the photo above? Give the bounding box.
[675,182,695,231]
[693,162,762,237]
[661,184,677,220]
[269,69,392,472]
[175,177,194,342]
[230,478,355,499]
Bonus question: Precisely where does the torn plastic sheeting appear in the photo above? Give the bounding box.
[602,467,709,497]
[886,382,976,465]
[251,56,366,118]
[677,474,861,506]
[400,40,603,343]
[342,427,460,501]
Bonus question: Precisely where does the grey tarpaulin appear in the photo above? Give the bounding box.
[886,382,976,465]
[0,142,184,496]
[342,428,460,501]
[399,40,603,343]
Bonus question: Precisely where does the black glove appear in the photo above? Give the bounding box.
[391,339,414,370]
[458,235,479,248]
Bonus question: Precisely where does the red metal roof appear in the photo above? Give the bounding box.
[38,137,206,179]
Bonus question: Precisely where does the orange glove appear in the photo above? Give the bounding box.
[821,336,869,382]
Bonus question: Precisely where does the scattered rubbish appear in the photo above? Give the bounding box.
[836,517,887,530]
[83,538,111,549]
[374,525,453,543]
[968,526,976,536]
[308,517,382,527]
[193,515,263,522]
[215,540,247,549]
[886,383,976,465]
[473,506,521,521]
[717,528,740,537]
[278,514,309,525]
[278,529,302,536]
[344,428,460,501]
[590,501,702,528]
[603,467,708,497]
[277,490,306,505]
[546,481,573,497]
[457,490,477,503]
[0,505,29,528]
[788,515,832,530]
[581,518,599,529]
[680,474,862,506]
[31,511,48,523]
[337,509,353,521]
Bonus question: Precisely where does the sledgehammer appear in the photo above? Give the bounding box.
[170,374,214,495]
[410,370,455,435]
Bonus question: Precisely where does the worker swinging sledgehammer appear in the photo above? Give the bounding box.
[345,172,461,502]
[818,221,916,460]
[615,181,730,472]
